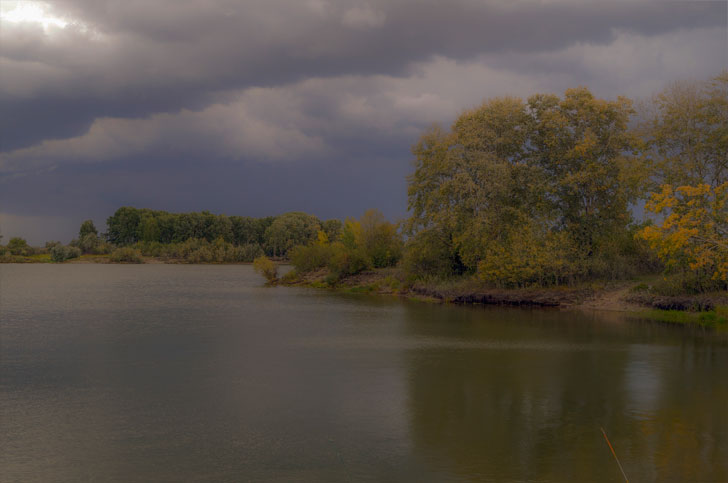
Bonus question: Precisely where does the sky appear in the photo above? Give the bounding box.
[0,0,726,244]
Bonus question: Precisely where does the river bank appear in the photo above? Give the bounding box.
[280,267,728,329]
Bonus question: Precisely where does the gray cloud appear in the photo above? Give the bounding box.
[1,0,724,149]
[0,0,726,242]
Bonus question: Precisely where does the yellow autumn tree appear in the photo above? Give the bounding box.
[639,183,728,284]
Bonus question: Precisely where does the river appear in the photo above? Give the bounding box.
[1,264,726,481]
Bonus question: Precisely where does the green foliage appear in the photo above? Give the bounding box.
[288,240,369,281]
[7,237,31,256]
[264,212,321,257]
[406,87,651,286]
[253,255,278,283]
[50,245,81,262]
[106,207,279,249]
[639,308,728,329]
[79,219,98,239]
[106,207,142,245]
[104,207,328,263]
[648,272,726,297]
[356,209,403,268]
[288,210,401,281]
[321,219,343,242]
[289,243,333,273]
[110,247,143,263]
[476,227,581,288]
[132,238,262,263]
[326,242,370,279]
[401,228,463,279]
[231,216,273,246]
[79,233,100,254]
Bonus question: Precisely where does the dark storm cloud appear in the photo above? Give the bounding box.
[0,0,726,243]
[1,0,724,150]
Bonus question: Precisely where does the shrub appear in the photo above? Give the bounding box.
[79,233,101,254]
[280,269,300,284]
[402,229,463,279]
[326,242,370,280]
[93,241,113,255]
[357,210,403,268]
[649,272,726,296]
[253,255,278,283]
[7,237,31,256]
[50,245,82,262]
[135,241,166,257]
[188,246,214,264]
[290,243,333,273]
[110,247,143,263]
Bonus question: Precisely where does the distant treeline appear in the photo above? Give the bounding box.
[105,208,344,259]
[0,209,346,264]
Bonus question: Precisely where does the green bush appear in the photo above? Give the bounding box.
[402,229,463,279]
[78,233,101,254]
[135,241,166,257]
[280,269,300,284]
[650,272,727,296]
[7,237,31,256]
[93,241,113,255]
[327,242,370,279]
[290,243,333,273]
[110,247,143,263]
[50,245,82,262]
[188,246,214,264]
[253,255,278,283]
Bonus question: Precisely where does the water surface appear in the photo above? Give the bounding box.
[1,264,726,481]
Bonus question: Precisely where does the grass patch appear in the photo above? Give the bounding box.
[637,307,728,329]
[345,285,376,294]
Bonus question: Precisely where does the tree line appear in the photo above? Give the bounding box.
[285,72,726,294]
[401,71,727,292]
[2,72,725,295]
[103,208,344,261]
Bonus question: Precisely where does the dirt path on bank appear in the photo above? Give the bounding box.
[572,286,642,312]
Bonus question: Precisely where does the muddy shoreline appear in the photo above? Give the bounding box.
[280,268,728,317]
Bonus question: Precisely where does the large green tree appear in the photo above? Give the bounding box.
[264,212,321,257]
[407,97,540,275]
[528,87,643,260]
[406,87,646,284]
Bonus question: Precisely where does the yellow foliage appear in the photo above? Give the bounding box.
[639,182,728,281]
[316,230,329,245]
